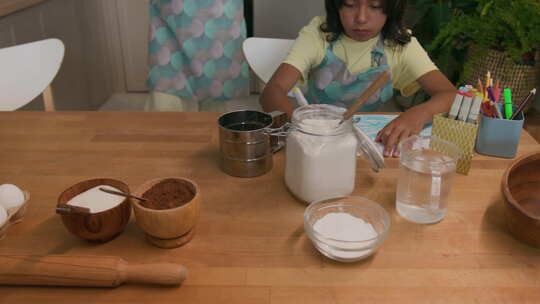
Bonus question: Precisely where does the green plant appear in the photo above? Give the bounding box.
[397,0,475,107]
[430,0,540,66]
[407,1,476,84]
[407,0,474,46]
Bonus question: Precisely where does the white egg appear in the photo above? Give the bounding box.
[0,184,25,211]
[0,205,7,227]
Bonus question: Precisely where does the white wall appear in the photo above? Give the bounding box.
[253,0,325,39]
[0,0,124,110]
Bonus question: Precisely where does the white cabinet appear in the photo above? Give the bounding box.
[116,0,149,92]
[253,0,324,39]
[0,0,122,110]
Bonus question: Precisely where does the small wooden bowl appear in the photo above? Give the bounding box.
[132,177,200,248]
[57,178,132,242]
[502,151,540,247]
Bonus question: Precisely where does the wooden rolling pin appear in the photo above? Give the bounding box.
[0,255,187,287]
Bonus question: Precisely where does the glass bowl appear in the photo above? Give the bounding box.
[304,196,391,262]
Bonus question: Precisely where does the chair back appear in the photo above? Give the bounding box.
[243,37,294,84]
[0,38,64,111]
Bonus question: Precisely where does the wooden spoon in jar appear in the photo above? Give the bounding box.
[339,70,391,124]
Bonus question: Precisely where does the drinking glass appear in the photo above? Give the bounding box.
[395,135,461,224]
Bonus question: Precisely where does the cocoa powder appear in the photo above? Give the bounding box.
[141,179,195,210]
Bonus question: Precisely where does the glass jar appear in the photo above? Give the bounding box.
[285,104,359,203]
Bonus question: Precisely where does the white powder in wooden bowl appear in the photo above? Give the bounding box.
[67,185,124,213]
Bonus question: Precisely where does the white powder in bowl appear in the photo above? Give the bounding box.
[312,212,378,260]
[67,185,125,214]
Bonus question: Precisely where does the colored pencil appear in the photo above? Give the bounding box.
[492,101,503,119]
[510,88,537,120]
[494,79,500,102]
[477,78,485,99]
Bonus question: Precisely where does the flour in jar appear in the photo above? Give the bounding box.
[285,117,358,203]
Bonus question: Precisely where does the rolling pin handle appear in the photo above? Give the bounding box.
[0,255,187,287]
[121,261,187,286]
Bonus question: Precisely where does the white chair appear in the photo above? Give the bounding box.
[0,38,65,111]
[242,37,295,84]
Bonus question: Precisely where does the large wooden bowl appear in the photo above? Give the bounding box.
[501,151,540,247]
[57,178,132,242]
[132,177,200,248]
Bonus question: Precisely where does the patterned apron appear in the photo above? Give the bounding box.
[148,0,250,102]
[305,36,393,111]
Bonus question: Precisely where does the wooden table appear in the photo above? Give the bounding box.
[0,111,539,303]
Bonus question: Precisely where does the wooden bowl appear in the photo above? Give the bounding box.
[132,177,200,248]
[501,151,540,247]
[57,178,132,242]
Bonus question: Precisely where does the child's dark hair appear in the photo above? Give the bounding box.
[321,0,411,47]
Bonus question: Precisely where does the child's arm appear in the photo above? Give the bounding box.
[375,70,457,157]
[260,63,302,119]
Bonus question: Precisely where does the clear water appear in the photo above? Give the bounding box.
[396,149,456,224]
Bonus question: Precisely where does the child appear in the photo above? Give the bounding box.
[260,0,456,157]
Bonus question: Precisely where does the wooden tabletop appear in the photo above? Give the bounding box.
[0,111,539,303]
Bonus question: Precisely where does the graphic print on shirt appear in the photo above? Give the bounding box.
[305,36,393,111]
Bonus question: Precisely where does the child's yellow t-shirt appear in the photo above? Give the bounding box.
[284,16,438,97]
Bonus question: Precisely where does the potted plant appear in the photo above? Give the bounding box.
[429,0,540,105]
[407,0,475,82]
[394,0,475,110]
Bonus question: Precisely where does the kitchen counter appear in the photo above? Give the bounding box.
[0,0,47,17]
[0,111,539,303]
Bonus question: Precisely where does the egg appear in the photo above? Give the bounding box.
[0,205,7,227]
[0,184,25,211]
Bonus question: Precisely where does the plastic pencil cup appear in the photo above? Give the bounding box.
[475,105,524,158]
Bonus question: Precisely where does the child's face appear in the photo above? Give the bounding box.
[339,0,387,41]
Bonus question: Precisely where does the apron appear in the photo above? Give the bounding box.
[305,36,393,111]
[147,0,250,102]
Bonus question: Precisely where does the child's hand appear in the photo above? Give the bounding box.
[375,107,431,157]
[374,70,456,157]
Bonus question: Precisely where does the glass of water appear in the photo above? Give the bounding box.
[396,135,461,224]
